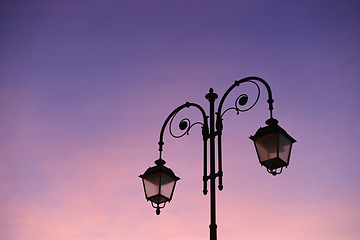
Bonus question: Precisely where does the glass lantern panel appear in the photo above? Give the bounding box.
[255,133,278,162]
[160,172,176,199]
[143,172,160,198]
[278,133,292,164]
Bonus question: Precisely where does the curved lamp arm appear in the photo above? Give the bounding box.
[217,76,274,118]
[158,102,209,160]
[214,76,275,190]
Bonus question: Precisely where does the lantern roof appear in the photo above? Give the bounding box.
[250,118,296,143]
[139,158,180,181]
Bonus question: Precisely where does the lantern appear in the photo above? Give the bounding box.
[139,158,180,215]
[250,118,296,175]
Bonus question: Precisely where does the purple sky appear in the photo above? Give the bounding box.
[1,0,360,239]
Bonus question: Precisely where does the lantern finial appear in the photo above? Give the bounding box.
[155,158,166,165]
[265,117,278,126]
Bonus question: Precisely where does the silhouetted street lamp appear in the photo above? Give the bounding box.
[139,76,296,240]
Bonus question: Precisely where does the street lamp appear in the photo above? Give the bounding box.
[250,118,296,175]
[139,158,180,215]
[139,76,296,240]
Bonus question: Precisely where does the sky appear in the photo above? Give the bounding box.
[1,0,360,239]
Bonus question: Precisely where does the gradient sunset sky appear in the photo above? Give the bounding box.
[1,0,360,239]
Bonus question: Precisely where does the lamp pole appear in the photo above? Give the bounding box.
[205,88,218,240]
[140,76,296,240]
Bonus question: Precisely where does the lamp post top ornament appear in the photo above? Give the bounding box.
[205,88,218,101]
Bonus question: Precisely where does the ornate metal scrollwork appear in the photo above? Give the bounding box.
[151,202,166,215]
[169,112,204,139]
[220,80,261,118]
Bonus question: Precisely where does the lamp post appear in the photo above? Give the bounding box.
[139,76,296,240]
